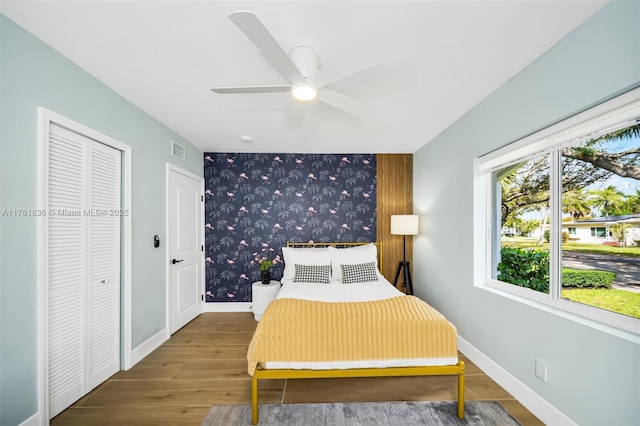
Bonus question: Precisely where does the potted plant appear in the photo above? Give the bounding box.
[253,244,278,284]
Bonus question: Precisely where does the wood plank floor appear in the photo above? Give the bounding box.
[52,313,544,425]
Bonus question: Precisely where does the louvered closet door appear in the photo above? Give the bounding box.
[88,141,121,389]
[47,124,121,418]
[48,125,87,417]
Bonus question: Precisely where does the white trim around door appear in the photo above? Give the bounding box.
[37,108,133,424]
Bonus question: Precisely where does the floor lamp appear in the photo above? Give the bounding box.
[391,215,419,295]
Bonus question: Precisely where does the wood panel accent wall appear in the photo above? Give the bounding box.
[376,154,413,291]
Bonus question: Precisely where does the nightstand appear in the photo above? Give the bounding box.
[251,280,281,321]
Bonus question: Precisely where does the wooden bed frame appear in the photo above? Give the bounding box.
[249,241,465,425]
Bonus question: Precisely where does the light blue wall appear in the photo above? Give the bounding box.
[413,2,639,425]
[0,15,203,425]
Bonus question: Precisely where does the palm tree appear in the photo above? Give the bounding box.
[589,185,625,217]
[562,189,591,221]
[621,189,640,215]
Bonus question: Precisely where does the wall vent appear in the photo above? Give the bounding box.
[171,140,185,160]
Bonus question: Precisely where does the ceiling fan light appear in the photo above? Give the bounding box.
[291,83,317,101]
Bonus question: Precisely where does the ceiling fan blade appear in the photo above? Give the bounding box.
[229,11,303,83]
[210,85,291,94]
[317,89,372,119]
[309,34,391,88]
[287,99,307,128]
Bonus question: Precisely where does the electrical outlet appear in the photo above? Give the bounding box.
[535,359,547,382]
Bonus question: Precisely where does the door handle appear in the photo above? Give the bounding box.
[171,258,184,264]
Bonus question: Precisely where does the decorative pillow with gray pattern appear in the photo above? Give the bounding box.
[293,264,332,284]
[341,262,379,284]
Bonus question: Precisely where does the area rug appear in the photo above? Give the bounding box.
[201,401,521,425]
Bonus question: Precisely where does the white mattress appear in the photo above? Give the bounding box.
[265,277,458,370]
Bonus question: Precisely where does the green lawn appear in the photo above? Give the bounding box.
[500,237,640,318]
[501,237,640,257]
[501,237,640,318]
[562,288,640,319]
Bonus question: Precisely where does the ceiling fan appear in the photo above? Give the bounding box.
[211,11,388,124]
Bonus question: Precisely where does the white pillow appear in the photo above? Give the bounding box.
[328,244,381,282]
[282,247,331,283]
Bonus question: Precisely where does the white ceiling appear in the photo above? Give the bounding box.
[1,1,607,153]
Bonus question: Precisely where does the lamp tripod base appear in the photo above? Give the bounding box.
[393,261,413,295]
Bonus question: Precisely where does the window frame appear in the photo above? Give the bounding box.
[474,88,640,340]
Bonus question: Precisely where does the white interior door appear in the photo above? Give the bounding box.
[87,141,121,389]
[47,125,86,418]
[47,124,121,418]
[168,167,203,334]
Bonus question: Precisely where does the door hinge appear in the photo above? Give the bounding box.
[201,245,204,251]
[201,294,204,301]
[201,195,204,202]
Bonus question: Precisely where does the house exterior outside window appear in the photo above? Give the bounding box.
[562,215,640,245]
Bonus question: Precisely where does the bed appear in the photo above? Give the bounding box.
[247,242,464,425]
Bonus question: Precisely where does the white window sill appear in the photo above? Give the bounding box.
[479,279,640,343]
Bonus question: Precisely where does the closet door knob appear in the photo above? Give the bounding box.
[171,259,184,264]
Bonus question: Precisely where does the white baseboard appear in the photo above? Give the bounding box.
[18,411,40,426]
[203,302,252,312]
[457,336,576,426]
[130,327,168,368]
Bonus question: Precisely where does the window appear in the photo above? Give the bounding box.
[475,88,640,336]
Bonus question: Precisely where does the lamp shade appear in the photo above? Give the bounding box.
[390,215,419,235]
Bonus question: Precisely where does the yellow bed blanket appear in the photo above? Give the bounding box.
[247,296,458,375]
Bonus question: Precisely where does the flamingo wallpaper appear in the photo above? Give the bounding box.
[204,153,377,302]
